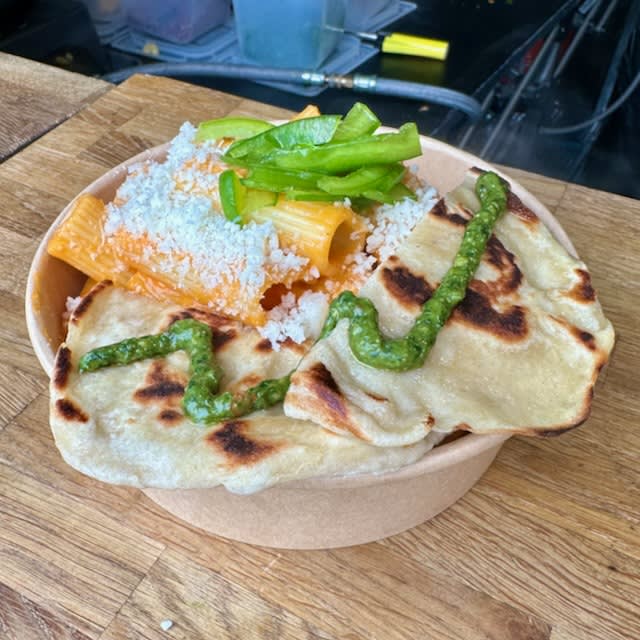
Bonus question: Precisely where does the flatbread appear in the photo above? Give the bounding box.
[284,169,615,445]
[49,282,439,493]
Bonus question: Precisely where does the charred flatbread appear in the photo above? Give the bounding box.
[284,169,615,445]
[49,282,440,493]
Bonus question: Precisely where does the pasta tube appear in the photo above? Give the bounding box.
[47,194,133,286]
[248,198,367,276]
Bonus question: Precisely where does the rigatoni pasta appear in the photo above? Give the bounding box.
[47,194,133,287]
[248,198,367,276]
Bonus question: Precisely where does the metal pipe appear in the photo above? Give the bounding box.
[481,25,561,158]
[596,0,620,30]
[538,41,561,85]
[458,87,496,149]
[553,0,604,79]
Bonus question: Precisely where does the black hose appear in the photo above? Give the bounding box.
[361,77,482,120]
[102,63,482,120]
[102,62,309,85]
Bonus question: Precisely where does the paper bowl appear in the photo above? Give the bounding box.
[26,131,576,549]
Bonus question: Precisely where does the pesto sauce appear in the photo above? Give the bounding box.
[319,171,509,371]
[78,319,290,424]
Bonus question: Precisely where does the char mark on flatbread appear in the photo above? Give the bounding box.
[158,409,183,426]
[53,345,72,390]
[134,380,185,400]
[381,265,433,309]
[255,338,273,352]
[288,362,369,441]
[430,198,469,226]
[549,316,599,352]
[364,390,389,403]
[227,373,266,396]
[573,329,596,351]
[280,337,308,355]
[484,236,522,293]
[567,269,596,303]
[468,166,538,225]
[514,398,592,438]
[134,361,186,402]
[207,420,280,467]
[506,192,539,224]
[453,287,528,342]
[308,362,348,418]
[55,398,88,423]
[70,280,113,324]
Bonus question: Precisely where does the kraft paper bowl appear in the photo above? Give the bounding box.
[26,130,576,549]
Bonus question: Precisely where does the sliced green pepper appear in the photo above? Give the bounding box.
[243,188,278,215]
[263,123,422,174]
[219,170,277,225]
[241,166,325,192]
[331,102,381,142]
[362,182,416,204]
[317,164,404,197]
[225,115,341,161]
[219,170,245,223]
[196,117,273,142]
[284,189,341,202]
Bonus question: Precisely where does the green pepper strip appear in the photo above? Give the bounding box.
[78,319,290,424]
[225,115,341,161]
[263,123,422,174]
[330,102,381,143]
[284,190,341,202]
[317,164,404,197]
[219,169,278,225]
[195,117,273,143]
[320,172,509,371]
[241,165,326,192]
[219,169,246,224]
[362,182,416,205]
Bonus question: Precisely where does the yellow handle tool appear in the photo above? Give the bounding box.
[380,33,449,60]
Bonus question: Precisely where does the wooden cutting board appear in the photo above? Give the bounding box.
[0,72,638,640]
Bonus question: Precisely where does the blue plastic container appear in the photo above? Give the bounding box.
[344,0,395,30]
[123,0,231,44]
[232,0,346,69]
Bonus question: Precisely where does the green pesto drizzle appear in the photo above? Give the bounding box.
[78,171,508,423]
[319,171,509,371]
[78,319,290,424]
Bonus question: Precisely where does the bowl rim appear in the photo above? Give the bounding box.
[26,127,577,491]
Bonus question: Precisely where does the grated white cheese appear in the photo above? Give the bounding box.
[104,123,307,320]
[365,184,438,263]
[258,291,329,349]
[65,295,83,315]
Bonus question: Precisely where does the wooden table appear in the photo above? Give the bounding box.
[0,53,110,162]
[0,61,638,640]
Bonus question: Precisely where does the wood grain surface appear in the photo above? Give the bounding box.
[0,53,110,163]
[0,69,637,640]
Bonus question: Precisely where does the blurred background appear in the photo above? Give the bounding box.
[1,0,639,198]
